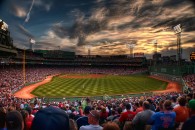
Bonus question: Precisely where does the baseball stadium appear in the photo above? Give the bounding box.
[0,0,195,130]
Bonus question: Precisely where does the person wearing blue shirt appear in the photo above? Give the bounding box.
[149,100,176,130]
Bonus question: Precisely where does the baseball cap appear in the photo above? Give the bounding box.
[6,110,24,130]
[31,106,69,130]
[189,99,195,110]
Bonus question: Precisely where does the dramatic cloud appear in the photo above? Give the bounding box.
[10,4,27,18]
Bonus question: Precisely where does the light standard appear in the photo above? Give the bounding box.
[29,38,35,50]
[85,45,92,57]
[152,40,158,55]
[126,41,136,58]
[173,24,182,66]
[152,39,158,66]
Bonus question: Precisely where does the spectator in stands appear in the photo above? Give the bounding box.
[182,99,195,130]
[132,101,154,130]
[21,110,29,130]
[79,110,103,130]
[147,98,155,111]
[112,107,122,120]
[119,103,135,122]
[99,107,108,125]
[69,119,78,130]
[0,107,6,130]
[171,96,177,108]
[78,106,84,116]
[123,121,134,130]
[155,100,165,112]
[25,107,34,130]
[6,110,24,130]
[76,106,91,129]
[119,103,135,129]
[31,106,69,130]
[103,121,119,130]
[134,100,143,114]
[173,96,189,128]
[107,110,116,121]
[149,100,176,130]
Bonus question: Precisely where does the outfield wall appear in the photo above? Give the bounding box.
[149,65,195,76]
[149,64,195,93]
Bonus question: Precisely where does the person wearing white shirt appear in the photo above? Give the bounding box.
[79,110,103,130]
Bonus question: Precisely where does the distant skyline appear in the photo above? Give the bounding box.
[0,0,195,60]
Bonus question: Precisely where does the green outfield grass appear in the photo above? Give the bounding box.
[31,74,168,98]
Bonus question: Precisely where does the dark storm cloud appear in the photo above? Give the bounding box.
[182,17,195,32]
[153,16,195,32]
[51,24,68,38]
[163,0,187,7]
[51,0,194,47]
[185,39,195,43]
[52,15,108,46]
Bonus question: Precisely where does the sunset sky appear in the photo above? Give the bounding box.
[0,0,195,59]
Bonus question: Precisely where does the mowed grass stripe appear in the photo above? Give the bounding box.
[31,74,168,97]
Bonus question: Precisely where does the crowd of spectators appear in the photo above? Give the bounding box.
[0,92,195,130]
[183,74,195,91]
[0,66,195,130]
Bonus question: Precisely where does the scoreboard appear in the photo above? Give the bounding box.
[190,52,195,61]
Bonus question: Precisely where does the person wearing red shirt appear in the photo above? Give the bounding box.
[135,100,143,114]
[173,96,189,128]
[119,103,135,122]
[100,107,108,125]
[25,107,34,130]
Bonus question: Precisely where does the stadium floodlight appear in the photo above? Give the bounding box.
[173,24,182,66]
[126,40,136,58]
[30,38,36,44]
[57,46,61,50]
[29,38,36,50]
[173,24,182,34]
[152,39,158,54]
[151,39,158,66]
[85,45,92,57]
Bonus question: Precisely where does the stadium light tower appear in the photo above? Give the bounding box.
[29,38,36,50]
[152,39,158,54]
[173,24,182,66]
[85,45,92,57]
[126,41,136,58]
[152,39,158,66]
